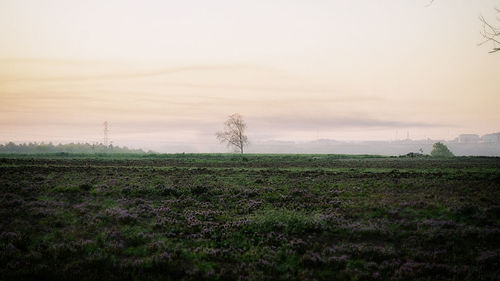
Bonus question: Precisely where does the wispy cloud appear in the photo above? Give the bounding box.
[251,115,450,129]
[0,57,109,65]
[0,64,252,82]
[0,60,381,103]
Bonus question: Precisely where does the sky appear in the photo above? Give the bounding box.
[0,0,499,152]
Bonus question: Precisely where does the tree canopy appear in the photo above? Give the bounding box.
[216,113,249,154]
[431,142,454,158]
[0,142,145,154]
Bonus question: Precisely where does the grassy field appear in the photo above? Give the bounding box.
[0,154,499,280]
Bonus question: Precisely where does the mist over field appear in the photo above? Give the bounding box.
[0,0,499,151]
[1,1,500,281]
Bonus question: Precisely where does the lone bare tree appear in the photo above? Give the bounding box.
[216,113,249,154]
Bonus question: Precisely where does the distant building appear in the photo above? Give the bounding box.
[458,134,480,143]
[481,132,500,143]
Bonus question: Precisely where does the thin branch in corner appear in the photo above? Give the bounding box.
[478,9,500,53]
[489,47,500,54]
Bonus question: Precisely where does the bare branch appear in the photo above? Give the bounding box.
[428,2,499,53]
[478,9,500,53]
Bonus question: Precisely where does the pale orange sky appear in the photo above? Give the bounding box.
[0,0,499,152]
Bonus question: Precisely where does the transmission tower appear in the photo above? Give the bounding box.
[103,121,109,146]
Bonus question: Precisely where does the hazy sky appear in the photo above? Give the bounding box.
[0,0,499,152]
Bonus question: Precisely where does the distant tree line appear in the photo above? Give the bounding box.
[0,142,146,154]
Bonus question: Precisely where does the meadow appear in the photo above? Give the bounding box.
[0,154,499,280]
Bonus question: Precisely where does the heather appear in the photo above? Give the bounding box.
[0,155,499,280]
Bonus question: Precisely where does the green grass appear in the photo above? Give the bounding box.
[0,154,499,280]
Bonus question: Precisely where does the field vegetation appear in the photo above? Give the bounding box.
[0,154,499,280]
